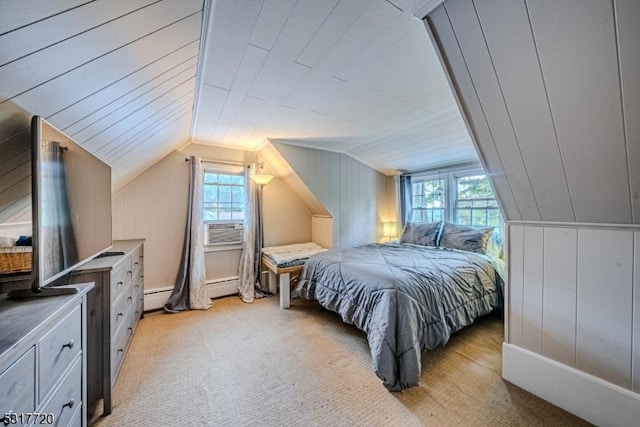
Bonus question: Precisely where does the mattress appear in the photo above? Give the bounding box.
[261,242,327,268]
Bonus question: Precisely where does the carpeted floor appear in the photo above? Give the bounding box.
[91,296,590,426]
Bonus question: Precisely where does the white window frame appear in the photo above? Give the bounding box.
[410,165,503,235]
[203,164,246,251]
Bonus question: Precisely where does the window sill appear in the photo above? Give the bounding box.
[205,244,243,253]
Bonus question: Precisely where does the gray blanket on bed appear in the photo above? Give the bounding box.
[294,242,502,391]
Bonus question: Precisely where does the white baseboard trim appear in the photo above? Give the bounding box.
[143,277,239,311]
[502,343,640,426]
[143,286,173,311]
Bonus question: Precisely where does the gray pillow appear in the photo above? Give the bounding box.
[399,222,442,247]
[439,222,494,254]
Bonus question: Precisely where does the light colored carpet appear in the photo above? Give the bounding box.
[92,296,590,427]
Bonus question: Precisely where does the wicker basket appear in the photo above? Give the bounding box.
[0,246,32,273]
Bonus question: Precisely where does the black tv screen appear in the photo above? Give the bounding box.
[32,116,112,289]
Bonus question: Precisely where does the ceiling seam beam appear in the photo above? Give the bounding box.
[189,0,213,141]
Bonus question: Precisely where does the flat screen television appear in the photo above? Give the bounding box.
[8,116,112,296]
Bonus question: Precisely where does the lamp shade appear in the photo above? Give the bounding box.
[383,222,397,238]
[250,174,273,185]
[249,162,273,185]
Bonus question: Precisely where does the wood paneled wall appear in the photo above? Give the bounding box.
[509,223,639,392]
[271,141,392,248]
[427,0,640,225]
[0,0,204,192]
[427,0,640,400]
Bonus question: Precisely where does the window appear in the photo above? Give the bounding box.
[203,170,245,246]
[410,168,503,238]
[411,178,446,223]
[454,175,501,230]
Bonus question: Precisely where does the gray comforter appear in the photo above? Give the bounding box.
[294,242,502,391]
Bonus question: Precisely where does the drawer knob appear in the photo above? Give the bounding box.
[127,270,132,276]
[62,340,75,350]
[63,398,75,409]
[117,312,123,319]
[117,281,123,287]
[134,262,139,266]
[128,296,133,302]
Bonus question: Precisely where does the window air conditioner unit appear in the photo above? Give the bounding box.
[206,223,243,245]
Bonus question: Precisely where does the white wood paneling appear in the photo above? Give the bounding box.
[198,0,263,90]
[616,0,640,224]
[473,0,574,222]
[508,225,524,346]
[0,0,202,101]
[444,0,539,221]
[50,41,200,130]
[12,13,201,122]
[63,58,197,137]
[295,0,370,68]
[0,0,89,35]
[248,0,297,51]
[527,0,631,224]
[85,78,195,153]
[522,226,544,353]
[70,67,197,143]
[271,141,389,248]
[0,0,156,67]
[426,6,520,221]
[577,229,633,388]
[542,227,577,366]
[1,1,205,190]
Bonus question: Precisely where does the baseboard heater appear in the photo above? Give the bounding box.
[143,276,239,311]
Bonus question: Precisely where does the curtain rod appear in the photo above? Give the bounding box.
[184,157,246,167]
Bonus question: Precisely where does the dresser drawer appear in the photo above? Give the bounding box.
[110,264,128,304]
[110,282,133,337]
[41,356,82,427]
[110,313,133,381]
[131,245,143,273]
[67,405,82,427]
[0,347,35,419]
[38,306,82,403]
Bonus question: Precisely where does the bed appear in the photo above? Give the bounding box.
[293,222,503,391]
[261,242,327,308]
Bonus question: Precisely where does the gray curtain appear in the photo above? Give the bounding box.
[43,141,78,281]
[238,166,269,303]
[398,174,412,228]
[164,156,211,312]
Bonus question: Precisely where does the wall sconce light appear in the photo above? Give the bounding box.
[249,162,273,185]
[382,222,397,239]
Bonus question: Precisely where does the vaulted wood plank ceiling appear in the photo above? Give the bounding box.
[194,0,476,174]
[1,0,473,192]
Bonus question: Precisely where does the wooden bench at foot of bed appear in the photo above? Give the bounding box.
[261,255,304,309]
